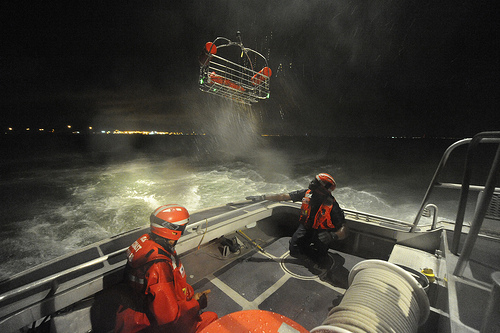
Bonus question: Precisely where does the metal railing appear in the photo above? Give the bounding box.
[0,248,127,305]
[0,201,268,309]
[344,209,414,229]
[454,133,500,276]
[406,132,500,277]
[410,137,472,232]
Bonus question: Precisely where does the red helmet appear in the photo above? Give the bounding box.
[150,204,190,241]
[310,173,336,194]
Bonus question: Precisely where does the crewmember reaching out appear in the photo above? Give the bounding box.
[246,173,348,278]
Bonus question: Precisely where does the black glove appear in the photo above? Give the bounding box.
[317,231,339,246]
[245,195,266,202]
[197,293,207,309]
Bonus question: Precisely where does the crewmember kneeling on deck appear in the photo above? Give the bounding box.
[114,204,217,333]
[246,173,348,276]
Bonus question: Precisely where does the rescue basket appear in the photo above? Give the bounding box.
[198,33,271,105]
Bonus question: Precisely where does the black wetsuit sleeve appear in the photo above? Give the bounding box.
[289,189,307,202]
[331,199,346,229]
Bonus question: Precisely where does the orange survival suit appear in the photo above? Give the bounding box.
[114,234,217,333]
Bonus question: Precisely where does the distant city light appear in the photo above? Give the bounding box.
[3,126,453,140]
[112,130,196,136]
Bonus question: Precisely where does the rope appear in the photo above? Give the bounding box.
[196,219,208,250]
[311,260,429,333]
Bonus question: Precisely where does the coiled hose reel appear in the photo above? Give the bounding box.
[311,260,430,333]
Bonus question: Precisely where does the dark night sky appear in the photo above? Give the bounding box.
[1,1,498,137]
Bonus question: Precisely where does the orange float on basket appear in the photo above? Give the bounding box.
[251,67,272,86]
[205,42,217,55]
[199,310,309,333]
[199,42,218,66]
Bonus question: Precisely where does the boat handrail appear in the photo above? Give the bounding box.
[0,201,269,306]
[451,133,500,254]
[344,209,414,229]
[410,137,471,232]
[185,201,271,232]
[454,134,500,276]
[0,247,127,304]
[411,133,500,234]
[408,131,500,279]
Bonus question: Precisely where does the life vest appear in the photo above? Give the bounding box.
[298,190,337,230]
[125,234,192,300]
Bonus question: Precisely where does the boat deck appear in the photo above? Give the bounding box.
[3,133,500,332]
[183,227,365,331]
[2,201,498,332]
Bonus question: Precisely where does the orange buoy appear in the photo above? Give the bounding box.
[205,42,217,55]
[251,67,272,86]
[199,42,218,66]
[199,310,309,333]
[209,72,246,92]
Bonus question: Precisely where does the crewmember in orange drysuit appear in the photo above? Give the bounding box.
[114,204,218,333]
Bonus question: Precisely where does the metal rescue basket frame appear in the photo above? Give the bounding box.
[198,33,271,105]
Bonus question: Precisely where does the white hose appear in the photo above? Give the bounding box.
[311,260,429,333]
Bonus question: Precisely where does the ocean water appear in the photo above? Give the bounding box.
[0,131,471,279]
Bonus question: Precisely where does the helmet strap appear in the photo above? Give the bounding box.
[150,233,176,253]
